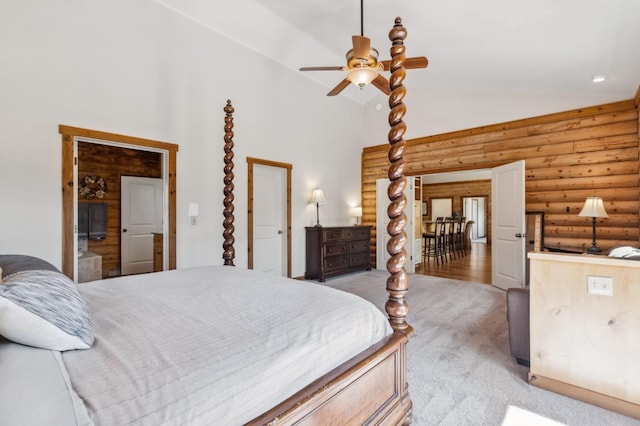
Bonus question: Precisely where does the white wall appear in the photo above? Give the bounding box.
[0,0,366,277]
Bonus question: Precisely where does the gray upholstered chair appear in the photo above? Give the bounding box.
[506,287,530,367]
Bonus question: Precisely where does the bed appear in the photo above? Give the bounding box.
[0,18,413,426]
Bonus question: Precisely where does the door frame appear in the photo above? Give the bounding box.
[60,125,178,280]
[246,157,292,277]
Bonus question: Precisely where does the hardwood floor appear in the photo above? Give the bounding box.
[415,242,491,284]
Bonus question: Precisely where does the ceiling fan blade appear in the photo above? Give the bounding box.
[405,56,429,69]
[300,66,344,71]
[380,56,429,71]
[370,74,390,95]
[352,35,371,59]
[327,79,351,96]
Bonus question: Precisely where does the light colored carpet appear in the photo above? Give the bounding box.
[322,270,639,426]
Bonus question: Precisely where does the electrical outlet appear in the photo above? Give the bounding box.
[587,275,613,296]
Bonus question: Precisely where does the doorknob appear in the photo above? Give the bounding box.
[277,230,283,235]
[515,233,526,238]
[122,229,128,233]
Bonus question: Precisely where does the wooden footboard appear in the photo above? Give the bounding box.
[247,332,412,425]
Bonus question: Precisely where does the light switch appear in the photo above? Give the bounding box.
[587,275,613,296]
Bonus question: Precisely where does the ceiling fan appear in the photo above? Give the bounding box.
[299,0,428,96]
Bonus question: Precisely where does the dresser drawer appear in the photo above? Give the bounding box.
[350,240,369,254]
[324,256,349,271]
[343,228,370,240]
[323,229,344,241]
[324,242,348,257]
[350,253,370,267]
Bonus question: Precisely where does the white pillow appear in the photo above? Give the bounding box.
[0,270,94,351]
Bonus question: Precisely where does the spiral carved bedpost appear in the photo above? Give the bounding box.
[385,18,412,335]
[223,100,236,266]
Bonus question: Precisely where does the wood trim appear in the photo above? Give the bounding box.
[59,125,177,152]
[59,125,178,279]
[246,156,293,170]
[634,85,640,107]
[363,99,637,154]
[246,157,293,277]
[248,332,412,425]
[529,373,640,420]
[61,134,75,277]
[167,148,177,270]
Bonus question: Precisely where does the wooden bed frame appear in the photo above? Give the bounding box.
[224,18,414,426]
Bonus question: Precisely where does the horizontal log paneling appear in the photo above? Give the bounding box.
[526,174,639,192]
[525,146,638,169]
[527,187,638,203]
[526,201,639,215]
[526,160,638,180]
[79,142,161,278]
[362,99,640,261]
[363,100,637,154]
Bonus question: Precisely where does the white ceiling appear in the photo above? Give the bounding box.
[157,0,640,105]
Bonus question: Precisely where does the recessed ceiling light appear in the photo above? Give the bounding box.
[592,75,606,83]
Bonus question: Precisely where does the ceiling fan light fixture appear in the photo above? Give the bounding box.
[345,64,382,88]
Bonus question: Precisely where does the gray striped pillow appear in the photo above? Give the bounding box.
[0,270,94,350]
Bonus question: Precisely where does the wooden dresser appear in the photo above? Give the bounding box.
[305,226,371,282]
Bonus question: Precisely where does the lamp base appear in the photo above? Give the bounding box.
[586,245,602,254]
[314,223,323,228]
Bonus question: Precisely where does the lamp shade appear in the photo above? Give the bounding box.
[310,188,326,204]
[578,197,608,218]
[353,207,363,217]
[346,66,378,88]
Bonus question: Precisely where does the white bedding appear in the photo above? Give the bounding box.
[62,266,391,425]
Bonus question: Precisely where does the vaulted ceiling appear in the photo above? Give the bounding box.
[157,0,640,106]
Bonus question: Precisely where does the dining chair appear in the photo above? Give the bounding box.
[423,217,445,264]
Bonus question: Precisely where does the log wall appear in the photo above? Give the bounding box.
[362,99,639,260]
[78,142,162,277]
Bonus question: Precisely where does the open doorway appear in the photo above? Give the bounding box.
[60,125,178,282]
[77,142,164,281]
[462,196,487,242]
[416,169,493,285]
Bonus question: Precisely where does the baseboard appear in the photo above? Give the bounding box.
[528,373,640,420]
